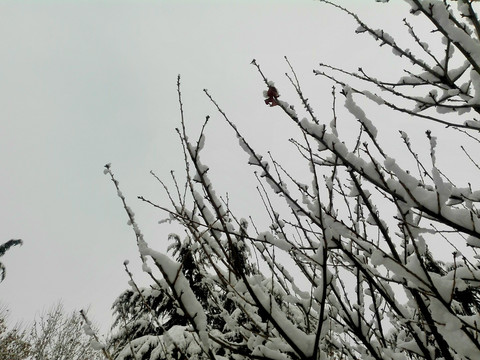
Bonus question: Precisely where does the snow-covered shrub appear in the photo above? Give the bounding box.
[106,1,480,359]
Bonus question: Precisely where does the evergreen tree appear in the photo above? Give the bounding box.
[424,249,480,316]
[109,228,257,359]
[0,239,22,283]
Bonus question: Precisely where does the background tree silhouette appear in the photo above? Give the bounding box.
[0,239,22,283]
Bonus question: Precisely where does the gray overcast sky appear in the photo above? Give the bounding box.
[0,0,440,333]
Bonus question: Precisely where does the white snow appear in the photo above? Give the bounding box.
[138,241,211,352]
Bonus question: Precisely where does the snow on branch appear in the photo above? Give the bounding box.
[105,1,480,359]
